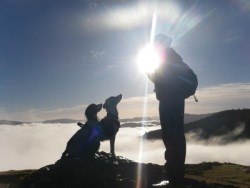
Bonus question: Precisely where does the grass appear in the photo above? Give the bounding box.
[185,162,250,188]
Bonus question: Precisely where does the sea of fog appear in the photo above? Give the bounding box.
[1,123,250,171]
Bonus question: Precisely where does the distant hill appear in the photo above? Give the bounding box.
[44,113,211,126]
[120,113,212,124]
[0,113,211,126]
[121,120,160,128]
[144,109,250,143]
[42,118,80,124]
[120,113,212,128]
[0,120,29,125]
[120,117,159,122]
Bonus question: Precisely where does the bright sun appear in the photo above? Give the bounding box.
[136,45,161,74]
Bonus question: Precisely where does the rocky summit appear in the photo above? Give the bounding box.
[1,152,249,187]
[14,151,238,188]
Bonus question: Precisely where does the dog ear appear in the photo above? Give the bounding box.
[97,103,102,112]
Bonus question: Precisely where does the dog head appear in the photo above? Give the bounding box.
[103,94,122,117]
[85,103,102,121]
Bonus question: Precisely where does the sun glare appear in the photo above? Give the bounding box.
[136,45,161,74]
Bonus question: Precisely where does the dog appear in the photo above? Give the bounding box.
[77,103,102,128]
[102,94,122,156]
[63,103,117,160]
[77,95,122,156]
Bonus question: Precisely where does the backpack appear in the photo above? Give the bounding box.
[154,61,198,101]
[171,62,198,100]
[152,47,198,101]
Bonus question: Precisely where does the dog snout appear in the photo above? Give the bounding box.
[116,94,122,102]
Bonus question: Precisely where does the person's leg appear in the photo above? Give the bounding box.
[159,102,169,181]
[159,100,186,183]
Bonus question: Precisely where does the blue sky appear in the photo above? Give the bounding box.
[0,0,250,121]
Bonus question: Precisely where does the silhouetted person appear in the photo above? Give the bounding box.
[148,34,186,186]
[61,103,114,160]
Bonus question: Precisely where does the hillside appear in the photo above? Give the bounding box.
[145,109,250,142]
[1,152,249,188]
[185,109,250,140]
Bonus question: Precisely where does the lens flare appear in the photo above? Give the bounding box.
[137,45,161,74]
[136,11,157,188]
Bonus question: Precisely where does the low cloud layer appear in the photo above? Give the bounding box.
[1,124,250,171]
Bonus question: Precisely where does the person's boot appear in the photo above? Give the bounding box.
[152,163,169,187]
[152,180,169,187]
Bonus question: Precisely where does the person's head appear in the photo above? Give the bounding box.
[154,33,172,49]
[154,33,182,64]
[85,103,102,121]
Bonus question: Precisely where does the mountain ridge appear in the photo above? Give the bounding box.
[0,113,212,126]
[144,109,250,143]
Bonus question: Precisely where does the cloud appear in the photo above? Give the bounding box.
[2,83,250,122]
[1,124,250,171]
[0,94,159,121]
[118,94,159,118]
[186,141,250,165]
[186,83,250,114]
[80,0,214,43]
[0,124,77,170]
[105,82,250,118]
[90,50,105,59]
[185,122,246,144]
[234,0,250,12]
[81,1,181,31]
[5,105,87,122]
[0,108,8,121]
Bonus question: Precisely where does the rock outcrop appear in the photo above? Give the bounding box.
[20,152,237,188]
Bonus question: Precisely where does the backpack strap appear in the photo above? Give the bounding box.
[194,95,198,102]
